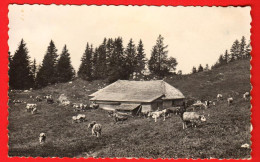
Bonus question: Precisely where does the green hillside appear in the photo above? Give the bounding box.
[8,58,251,159]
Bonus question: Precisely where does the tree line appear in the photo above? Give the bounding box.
[191,36,251,73]
[9,35,178,90]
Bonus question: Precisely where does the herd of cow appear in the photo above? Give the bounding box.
[11,89,250,145]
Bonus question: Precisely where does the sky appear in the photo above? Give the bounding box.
[8,5,251,74]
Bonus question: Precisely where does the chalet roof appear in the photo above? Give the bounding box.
[89,80,185,103]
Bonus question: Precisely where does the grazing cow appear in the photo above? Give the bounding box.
[227,97,233,106]
[217,94,223,101]
[243,92,250,101]
[35,96,42,102]
[61,100,70,106]
[39,133,46,144]
[72,114,86,123]
[88,121,102,137]
[77,114,86,122]
[181,112,206,129]
[26,103,37,112]
[89,103,99,109]
[72,103,87,111]
[47,98,54,104]
[31,107,37,114]
[205,100,210,107]
[114,114,128,123]
[165,107,182,116]
[72,116,78,123]
[13,100,22,104]
[192,101,207,110]
[148,110,166,122]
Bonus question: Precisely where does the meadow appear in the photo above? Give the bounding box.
[8,59,251,159]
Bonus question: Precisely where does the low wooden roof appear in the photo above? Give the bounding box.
[89,80,185,103]
[114,104,141,111]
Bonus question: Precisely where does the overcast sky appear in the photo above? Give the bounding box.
[8,5,251,74]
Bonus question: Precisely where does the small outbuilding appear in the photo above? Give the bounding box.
[89,80,185,113]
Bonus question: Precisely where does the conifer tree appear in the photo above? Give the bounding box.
[31,58,37,85]
[136,39,146,73]
[56,45,75,83]
[78,43,92,80]
[148,46,158,75]
[198,64,204,72]
[230,39,240,62]
[148,35,177,76]
[9,39,34,89]
[218,54,225,65]
[245,42,251,58]
[192,66,197,74]
[223,50,229,63]
[98,38,107,78]
[204,64,209,71]
[107,37,125,82]
[36,40,58,87]
[239,36,246,59]
[124,39,137,78]
[92,47,99,79]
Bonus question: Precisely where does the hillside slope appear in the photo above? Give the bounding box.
[8,59,251,158]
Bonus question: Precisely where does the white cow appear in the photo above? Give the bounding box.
[181,112,206,129]
[148,110,166,122]
[217,94,223,101]
[39,133,46,144]
[77,114,86,122]
[31,107,37,114]
[26,103,37,112]
[243,92,250,101]
[227,97,233,106]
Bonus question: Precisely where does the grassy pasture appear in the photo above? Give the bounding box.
[8,59,251,158]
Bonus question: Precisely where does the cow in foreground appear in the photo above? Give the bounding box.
[243,92,250,101]
[181,112,206,129]
[88,121,102,137]
[39,133,46,144]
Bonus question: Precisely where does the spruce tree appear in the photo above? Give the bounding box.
[9,39,34,89]
[92,47,99,79]
[245,42,251,58]
[148,46,158,75]
[192,66,197,74]
[107,37,125,82]
[136,39,146,74]
[218,54,225,65]
[36,40,58,87]
[230,39,240,61]
[239,36,246,59]
[57,45,75,83]
[148,35,177,76]
[98,38,107,78]
[223,50,229,63]
[198,64,204,72]
[78,43,92,80]
[124,39,137,78]
[204,64,209,71]
[31,58,37,86]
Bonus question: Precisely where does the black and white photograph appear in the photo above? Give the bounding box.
[8,5,251,159]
